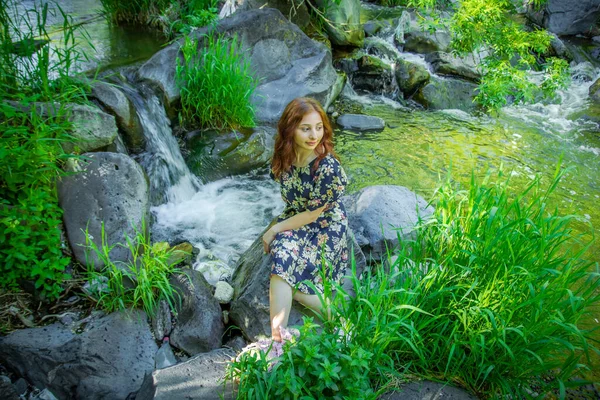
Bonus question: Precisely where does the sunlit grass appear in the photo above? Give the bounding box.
[227,166,599,398]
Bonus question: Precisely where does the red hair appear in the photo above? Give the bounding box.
[271,97,336,179]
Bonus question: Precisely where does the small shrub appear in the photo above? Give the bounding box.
[84,222,190,318]
[176,33,258,130]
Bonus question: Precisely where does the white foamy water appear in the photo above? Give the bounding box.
[151,173,284,283]
[130,87,201,205]
[501,63,600,135]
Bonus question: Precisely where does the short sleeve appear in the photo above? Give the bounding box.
[306,156,347,211]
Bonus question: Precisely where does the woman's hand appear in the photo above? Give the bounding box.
[262,228,276,254]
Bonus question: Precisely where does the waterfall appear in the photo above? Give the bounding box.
[125,84,201,205]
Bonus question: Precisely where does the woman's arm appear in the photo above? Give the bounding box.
[262,205,326,253]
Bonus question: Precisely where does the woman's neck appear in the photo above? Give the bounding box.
[294,149,316,167]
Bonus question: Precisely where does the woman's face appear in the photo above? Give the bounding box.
[293,111,324,153]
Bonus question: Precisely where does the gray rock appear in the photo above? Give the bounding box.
[230,224,366,341]
[379,380,477,400]
[185,127,275,182]
[58,152,150,270]
[0,310,157,400]
[337,114,385,131]
[137,44,181,109]
[136,348,236,400]
[170,270,224,355]
[364,36,401,62]
[64,104,119,153]
[415,76,478,112]
[527,0,600,36]
[151,299,172,340]
[590,78,600,103]
[105,132,129,155]
[395,59,431,96]
[214,281,234,304]
[547,33,573,61]
[32,389,59,400]
[425,51,481,82]
[335,52,394,94]
[402,18,451,54]
[342,185,434,261]
[13,378,28,396]
[315,0,364,47]
[91,81,145,153]
[137,9,339,123]
[0,376,19,400]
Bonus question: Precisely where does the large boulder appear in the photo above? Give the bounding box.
[527,0,600,36]
[185,127,275,182]
[170,270,224,355]
[316,0,364,47]
[396,12,451,54]
[230,225,366,341]
[341,185,434,261]
[425,51,481,82]
[136,348,236,400]
[58,152,150,270]
[395,59,431,96]
[0,310,157,400]
[138,9,340,123]
[415,76,478,112]
[91,81,145,153]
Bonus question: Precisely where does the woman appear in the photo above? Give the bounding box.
[263,97,349,342]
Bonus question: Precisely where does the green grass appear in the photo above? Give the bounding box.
[84,221,190,318]
[175,33,258,130]
[227,166,599,399]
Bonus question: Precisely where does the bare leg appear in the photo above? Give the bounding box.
[293,291,331,321]
[270,274,293,342]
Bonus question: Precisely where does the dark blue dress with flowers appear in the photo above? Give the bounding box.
[270,153,349,295]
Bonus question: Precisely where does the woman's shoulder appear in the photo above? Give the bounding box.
[319,153,341,168]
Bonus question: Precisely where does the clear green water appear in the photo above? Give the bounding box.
[10,0,166,74]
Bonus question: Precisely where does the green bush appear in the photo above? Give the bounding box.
[228,167,599,398]
[84,222,189,318]
[176,33,258,130]
[0,103,72,299]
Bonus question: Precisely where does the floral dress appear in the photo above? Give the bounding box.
[270,153,349,295]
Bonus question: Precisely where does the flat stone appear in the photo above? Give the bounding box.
[379,381,478,400]
[337,114,385,131]
[136,348,236,400]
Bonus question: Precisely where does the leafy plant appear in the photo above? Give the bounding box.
[84,221,190,318]
[175,33,258,130]
[0,102,72,299]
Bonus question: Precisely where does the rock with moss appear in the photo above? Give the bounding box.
[335,52,394,94]
[315,0,364,47]
[185,127,275,182]
[237,0,311,29]
[425,51,482,82]
[415,76,478,112]
[395,59,431,97]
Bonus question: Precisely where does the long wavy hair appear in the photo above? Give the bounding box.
[271,97,336,179]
